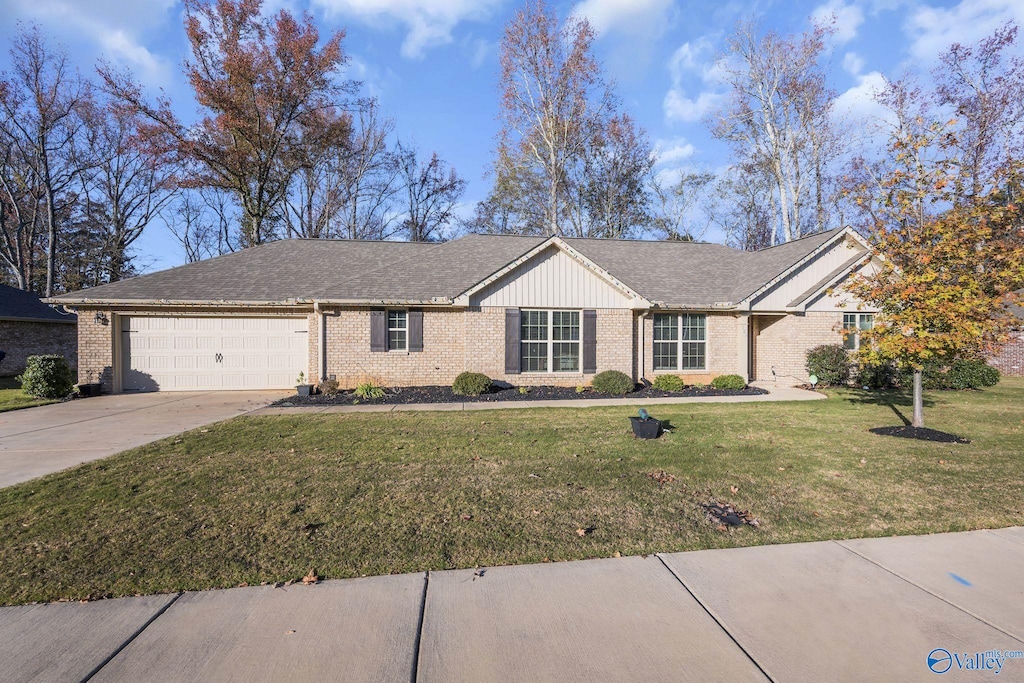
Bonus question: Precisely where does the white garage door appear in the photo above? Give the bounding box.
[122,316,308,391]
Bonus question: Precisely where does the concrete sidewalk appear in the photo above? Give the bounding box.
[248,382,824,416]
[2,528,1022,682]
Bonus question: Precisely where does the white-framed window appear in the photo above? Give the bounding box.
[843,313,873,350]
[387,309,407,351]
[653,313,706,371]
[521,310,580,373]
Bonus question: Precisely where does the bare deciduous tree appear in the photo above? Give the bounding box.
[711,20,842,245]
[650,169,715,242]
[396,142,466,242]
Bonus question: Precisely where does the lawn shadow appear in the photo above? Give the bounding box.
[841,389,936,427]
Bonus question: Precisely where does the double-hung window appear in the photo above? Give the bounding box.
[653,313,706,370]
[521,310,580,372]
[387,310,407,351]
[843,313,873,350]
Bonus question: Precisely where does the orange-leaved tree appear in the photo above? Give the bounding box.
[846,81,1024,428]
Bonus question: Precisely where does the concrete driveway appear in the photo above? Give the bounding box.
[0,391,287,488]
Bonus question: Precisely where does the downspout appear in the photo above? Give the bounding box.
[313,302,327,381]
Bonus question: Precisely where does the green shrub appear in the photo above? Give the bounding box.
[590,370,635,395]
[353,382,386,400]
[319,379,340,397]
[901,358,1000,390]
[710,374,746,390]
[452,372,491,396]
[18,355,74,399]
[856,362,899,389]
[652,374,685,391]
[946,359,1000,390]
[805,344,852,386]
[517,386,530,395]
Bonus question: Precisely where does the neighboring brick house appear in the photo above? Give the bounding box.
[0,283,78,377]
[989,295,1024,377]
[49,227,880,393]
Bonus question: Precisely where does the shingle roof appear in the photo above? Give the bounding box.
[50,228,849,309]
[0,284,77,323]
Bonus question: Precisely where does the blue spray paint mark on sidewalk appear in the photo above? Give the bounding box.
[948,572,973,586]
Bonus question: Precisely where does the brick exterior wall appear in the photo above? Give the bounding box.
[0,320,77,377]
[77,312,114,389]
[989,331,1024,377]
[753,312,845,385]
[321,306,636,388]
[643,312,741,385]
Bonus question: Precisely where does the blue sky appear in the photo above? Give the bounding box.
[1,0,1023,272]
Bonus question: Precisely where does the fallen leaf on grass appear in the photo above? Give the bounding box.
[730,485,739,494]
[302,569,318,585]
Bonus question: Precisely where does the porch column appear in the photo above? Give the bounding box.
[736,313,750,381]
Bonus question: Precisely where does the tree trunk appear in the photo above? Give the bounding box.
[912,370,924,428]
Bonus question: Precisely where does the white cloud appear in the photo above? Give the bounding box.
[653,138,696,166]
[905,0,1024,63]
[812,0,865,44]
[571,0,673,38]
[312,0,502,59]
[4,0,177,85]
[833,70,892,124]
[663,39,727,124]
[842,51,865,75]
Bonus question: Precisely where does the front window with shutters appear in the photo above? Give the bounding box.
[521,310,580,372]
[653,313,706,370]
[387,310,407,351]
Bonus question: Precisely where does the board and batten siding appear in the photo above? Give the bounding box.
[469,246,633,309]
[750,236,867,312]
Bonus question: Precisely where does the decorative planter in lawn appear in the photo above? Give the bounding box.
[629,416,663,439]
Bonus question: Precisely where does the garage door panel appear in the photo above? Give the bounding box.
[123,316,308,392]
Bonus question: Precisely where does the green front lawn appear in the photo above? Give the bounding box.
[0,377,57,413]
[1,379,1022,605]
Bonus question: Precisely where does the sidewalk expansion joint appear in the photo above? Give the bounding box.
[411,571,430,683]
[655,554,776,683]
[78,591,184,683]
[833,540,1024,644]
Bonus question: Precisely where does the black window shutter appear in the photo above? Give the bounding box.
[583,309,597,374]
[370,309,386,352]
[505,308,521,374]
[408,309,424,352]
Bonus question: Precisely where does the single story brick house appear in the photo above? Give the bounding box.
[49,227,880,393]
[989,294,1023,377]
[0,283,77,377]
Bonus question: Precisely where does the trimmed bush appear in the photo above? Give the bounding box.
[18,355,74,399]
[652,374,685,392]
[452,372,491,396]
[805,344,852,386]
[591,370,635,395]
[946,359,1000,390]
[901,358,1000,390]
[353,382,386,400]
[856,362,899,390]
[710,374,746,390]
[319,379,340,397]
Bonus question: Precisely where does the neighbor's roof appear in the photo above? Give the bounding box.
[49,228,850,309]
[0,283,77,323]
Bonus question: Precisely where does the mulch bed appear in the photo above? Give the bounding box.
[868,426,971,444]
[271,383,768,407]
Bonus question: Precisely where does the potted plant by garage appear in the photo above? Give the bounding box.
[75,370,102,397]
[295,371,313,397]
